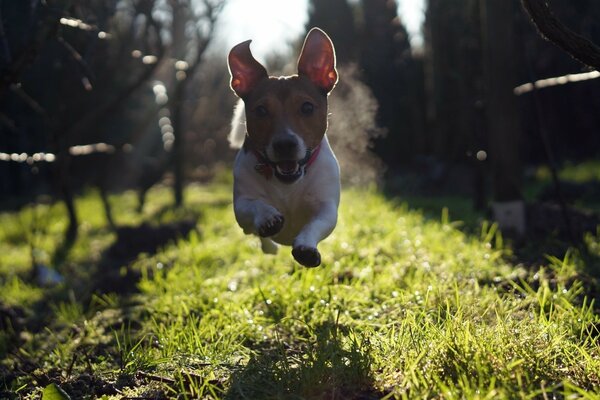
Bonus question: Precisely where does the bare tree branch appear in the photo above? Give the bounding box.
[0,0,74,99]
[9,83,48,116]
[168,0,225,206]
[57,36,95,89]
[188,0,224,75]
[48,0,167,240]
[59,2,166,144]
[0,112,16,132]
[521,0,600,70]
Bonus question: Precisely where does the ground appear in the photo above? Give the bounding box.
[0,177,599,399]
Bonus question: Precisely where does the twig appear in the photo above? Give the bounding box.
[521,0,600,70]
[9,83,48,116]
[0,0,74,99]
[514,70,600,95]
[59,16,94,31]
[135,370,176,384]
[0,112,16,132]
[56,3,166,148]
[189,0,224,76]
[57,35,96,88]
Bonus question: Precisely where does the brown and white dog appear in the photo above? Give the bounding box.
[227,28,340,267]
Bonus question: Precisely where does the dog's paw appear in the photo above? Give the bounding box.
[257,213,284,237]
[292,245,321,268]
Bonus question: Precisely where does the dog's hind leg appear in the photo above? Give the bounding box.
[260,237,279,254]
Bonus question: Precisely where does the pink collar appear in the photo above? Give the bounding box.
[253,143,322,180]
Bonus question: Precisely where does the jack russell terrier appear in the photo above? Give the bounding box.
[227,28,340,268]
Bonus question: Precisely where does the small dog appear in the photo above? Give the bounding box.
[227,28,340,267]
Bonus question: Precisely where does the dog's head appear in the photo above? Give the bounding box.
[228,28,337,182]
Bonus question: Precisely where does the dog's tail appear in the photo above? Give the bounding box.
[228,99,246,149]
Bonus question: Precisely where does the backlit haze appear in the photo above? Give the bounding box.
[214,0,425,63]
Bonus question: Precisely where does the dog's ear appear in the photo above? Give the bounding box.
[297,28,338,94]
[228,40,268,98]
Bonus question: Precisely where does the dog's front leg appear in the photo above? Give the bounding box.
[234,196,285,238]
[292,201,338,267]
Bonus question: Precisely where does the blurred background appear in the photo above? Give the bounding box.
[1,0,599,242]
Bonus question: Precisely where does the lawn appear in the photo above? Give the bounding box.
[1,181,599,399]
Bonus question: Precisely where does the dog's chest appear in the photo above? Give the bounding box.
[266,181,319,244]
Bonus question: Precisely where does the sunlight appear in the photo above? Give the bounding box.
[398,0,425,46]
[216,0,309,62]
[215,0,425,61]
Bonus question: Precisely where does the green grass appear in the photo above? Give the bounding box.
[536,160,600,184]
[1,182,599,399]
[532,160,600,213]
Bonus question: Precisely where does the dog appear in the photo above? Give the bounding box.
[227,27,340,268]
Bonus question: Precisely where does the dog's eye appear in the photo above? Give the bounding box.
[301,102,314,115]
[255,105,268,117]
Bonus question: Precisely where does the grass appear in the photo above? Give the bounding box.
[0,180,599,399]
[532,159,600,213]
[535,160,600,184]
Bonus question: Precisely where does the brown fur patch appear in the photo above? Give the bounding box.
[243,75,329,152]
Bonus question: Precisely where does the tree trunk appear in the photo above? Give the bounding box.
[99,184,116,230]
[57,155,79,242]
[481,0,525,234]
[171,81,185,207]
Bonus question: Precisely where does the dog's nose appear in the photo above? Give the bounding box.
[272,136,299,159]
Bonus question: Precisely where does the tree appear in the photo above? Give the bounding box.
[166,0,225,207]
[481,0,525,234]
[306,0,358,63]
[359,0,422,165]
[423,0,485,164]
[0,0,166,241]
[514,0,600,165]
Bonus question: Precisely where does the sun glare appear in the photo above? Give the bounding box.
[217,0,424,61]
[217,0,309,62]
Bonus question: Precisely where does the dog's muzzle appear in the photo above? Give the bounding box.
[253,145,321,184]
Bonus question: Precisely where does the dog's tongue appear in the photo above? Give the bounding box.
[277,161,299,174]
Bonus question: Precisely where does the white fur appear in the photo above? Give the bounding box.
[228,99,246,149]
[231,129,340,262]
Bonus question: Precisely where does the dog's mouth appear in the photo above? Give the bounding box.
[275,160,300,176]
[273,160,304,183]
[251,146,319,184]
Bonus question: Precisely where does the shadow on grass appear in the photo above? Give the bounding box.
[9,215,198,330]
[0,216,200,398]
[49,233,77,272]
[226,321,385,400]
[145,199,227,226]
[91,218,198,294]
